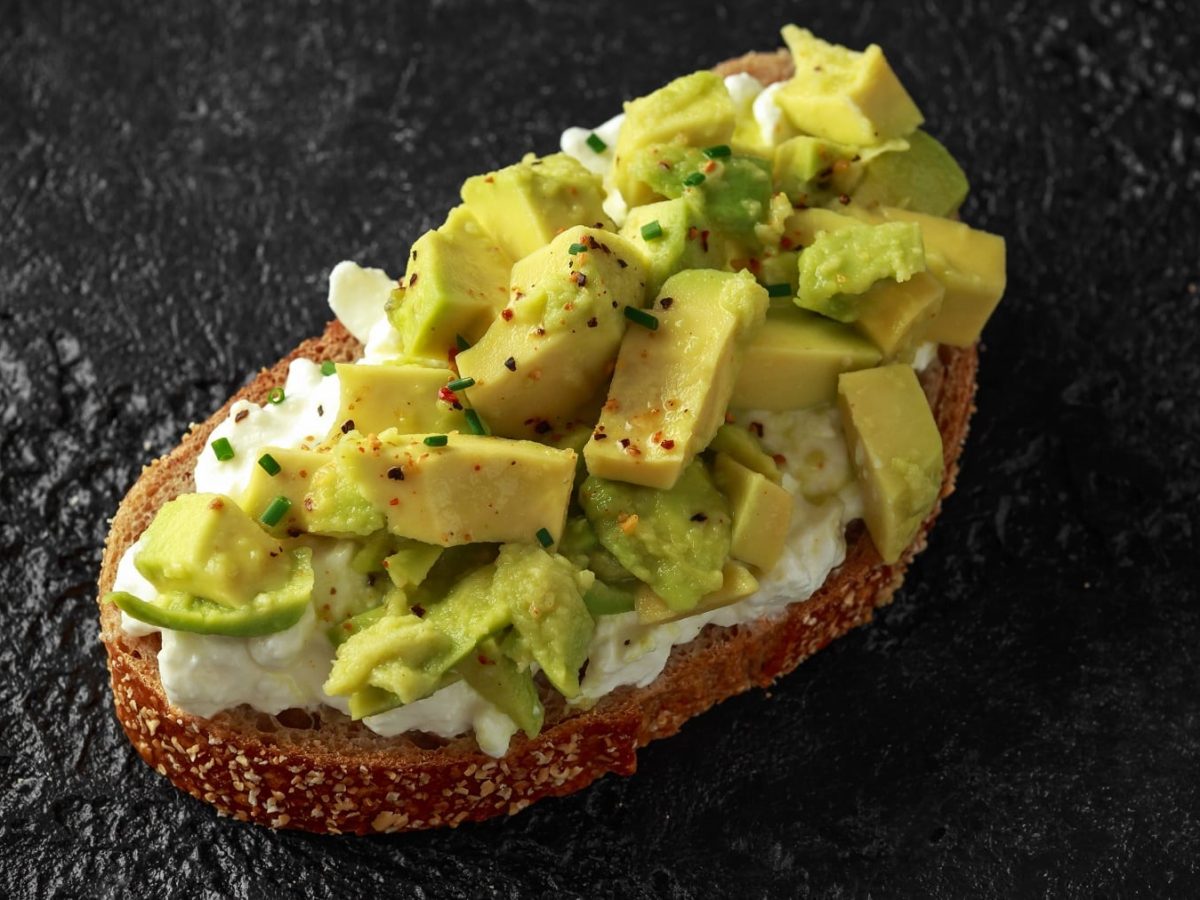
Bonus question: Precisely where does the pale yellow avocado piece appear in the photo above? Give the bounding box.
[614,71,735,207]
[340,431,576,547]
[837,365,943,563]
[331,363,466,437]
[707,423,780,482]
[620,197,727,300]
[387,205,513,363]
[775,26,924,146]
[731,308,880,410]
[780,207,862,247]
[852,271,945,360]
[712,453,794,571]
[635,561,759,625]
[461,153,613,261]
[456,226,647,438]
[772,135,863,205]
[304,454,385,537]
[236,447,330,536]
[134,492,290,608]
[584,269,768,489]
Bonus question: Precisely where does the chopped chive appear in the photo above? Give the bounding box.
[568,242,588,255]
[257,453,282,476]
[535,527,554,548]
[703,144,732,159]
[455,333,471,352]
[211,437,234,461]
[446,376,475,392]
[423,434,448,447]
[464,408,489,436]
[585,132,607,153]
[682,171,706,187]
[640,220,663,241]
[624,305,660,331]
[320,360,337,376]
[766,283,792,298]
[267,387,285,404]
[260,495,292,527]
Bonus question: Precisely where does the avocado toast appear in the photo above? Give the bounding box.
[97,29,1002,834]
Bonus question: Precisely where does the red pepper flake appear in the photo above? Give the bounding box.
[477,654,495,666]
[687,226,699,241]
[448,346,459,366]
[381,559,390,569]
[387,466,405,481]
[409,272,419,286]
[504,356,517,371]
[484,175,494,183]
[570,271,587,287]
[587,317,598,328]
[303,497,315,511]
[340,418,355,434]
[780,236,795,250]
[535,327,546,336]
[659,297,674,309]
[660,439,676,450]
[619,438,630,448]
[838,193,851,205]
[234,409,249,423]
[749,421,764,437]
[724,412,735,424]
[501,308,514,321]
[389,497,399,506]
[773,453,787,466]
[593,431,608,440]
[703,160,717,174]
[298,469,308,478]
[700,229,710,253]
[438,386,458,404]
[747,257,762,273]
[208,498,224,510]
[473,464,482,471]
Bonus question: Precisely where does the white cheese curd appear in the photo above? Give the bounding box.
[753,81,790,147]
[724,72,764,110]
[911,341,938,372]
[114,537,159,637]
[361,314,407,365]
[560,112,624,176]
[365,680,518,758]
[326,260,395,344]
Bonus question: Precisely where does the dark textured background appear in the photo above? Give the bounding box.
[2,0,1198,896]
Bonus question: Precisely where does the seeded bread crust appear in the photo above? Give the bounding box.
[95,51,982,834]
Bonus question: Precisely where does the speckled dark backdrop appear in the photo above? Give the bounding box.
[1,0,1197,896]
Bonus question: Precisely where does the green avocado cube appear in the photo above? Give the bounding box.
[707,423,780,482]
[331,363,466,438]
[851,130,969,217]
[235,447,330,536]
[712,452,793,571]
[303,456,384,538]
[795,221,926,322]
[851,270,944,360]
[455,636,544,738]
[772,135,862,206]
[619,197,726,299]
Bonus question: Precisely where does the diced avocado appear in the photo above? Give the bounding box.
[339,431,576,547]
[350,530,394,575]
[851,130,969,217]
[852,271,945,360]
[707,423,780,482]
[454,636,544,737]
[731,308,881,411]
[456,226,647,438]
[493,544,594,699]
[579,460,731,612]
[405,543,500,612]
[557,516,637,586]
[584,269,768,489]
[331,364,465,438]
[387,205,513,364]
[383,541,443,590]
[614,71,735,206]
[347,684,406,720]
[109,546,313,637]
[780,207,862,248]
[795,221,926,322]
[619,196,727,299]
[327,603,386,648]
[712,453,793,571]
[236,447,329,536]
[461,153,613,261]
[837,365,944,563]
[772,136,862,206]
[634,561,758,625]
[775,26,923,145]
[303,453,385,538]
[134,492,291,607]
[582,580,637,617]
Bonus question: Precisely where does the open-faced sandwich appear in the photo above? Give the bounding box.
[97,26,1005,833]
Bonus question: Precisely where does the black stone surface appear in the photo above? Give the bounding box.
[2,0,1198,896]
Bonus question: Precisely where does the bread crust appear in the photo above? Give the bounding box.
[95,51,981,834]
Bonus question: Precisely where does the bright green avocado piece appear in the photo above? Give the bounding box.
[711,453,793,572]
[851,130,968,217]
[110,547,314,637]
[795,221,925,322]
[707,424,780,482]
[772,135,862,206]
[327,603,386,648]
[493,544,594,699]
[619,196,726,300]
[557,516,637,586]
[303,449,385,538]
[455,635,544,738]
[134,492,292,607]
[383,541,443,590]
[461,153,613,261]
[580,460,731,612]
[582,580,637,617]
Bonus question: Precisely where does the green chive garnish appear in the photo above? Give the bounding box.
[423,434,448,447]
[640,220,663,241]
[446,376,475,392]
[682,171,706,187]
[260,495,292,527]
[568,242,588,255]
[535,527,554,548]
[585,133,607,153]
[320,360,337,376]
[464,409,489,436]
[258,453,281,476]
[455,334,471,352]
[703,144,731,159]
[624,305,659,331]
[766,283,792,298]
[267,387,285,404]
[211,437,234,461]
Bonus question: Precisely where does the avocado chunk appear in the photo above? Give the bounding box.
[235,447,329,536]
[303,452,385,538]
[795,221,926,322]
[456,226,647,438]
[731,308,881,411]
[383,541,443,590]
[780,207,863,248]
[557,516,637,586]
[461,153,613,261]
[331,364,466,438]
[454,636,544,738]
[620,196,727,299]
[851,271,945,361]
[579,460,731,612]
[851,130,969,217]
[134,492,291,607]
[614,71,735,207]
[772,136,862,206]
[493,544,594,698]
[634,560,758,625]
[339,431,576,547]
[387,205,513,364]
[584,269,768,489]
[707,423,780,482]
[109,546,313,637]
[582,580,637,617]
[712,453,793,571]
[775,26,923,146]
[837,365,944,563]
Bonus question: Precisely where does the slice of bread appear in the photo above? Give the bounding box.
[95,52,981,834]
